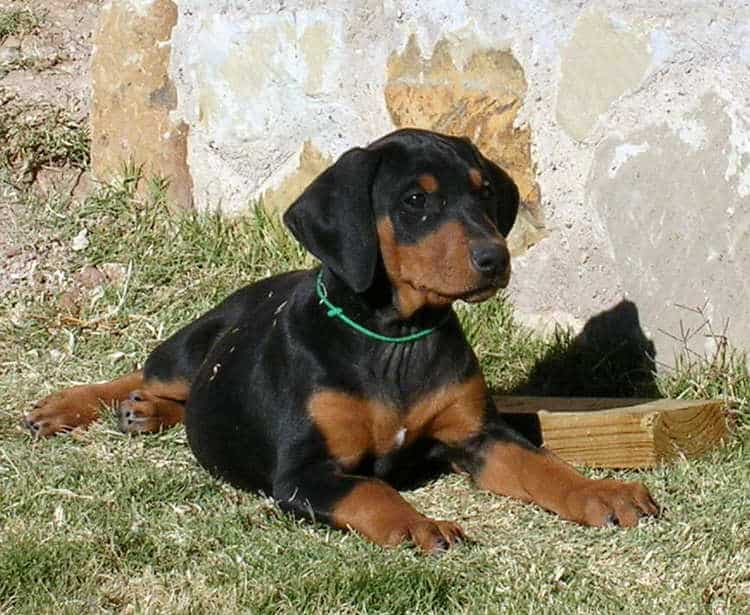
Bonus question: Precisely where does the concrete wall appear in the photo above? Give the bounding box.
[91,0,750,366]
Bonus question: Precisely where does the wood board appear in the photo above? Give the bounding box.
[493,396,731,468]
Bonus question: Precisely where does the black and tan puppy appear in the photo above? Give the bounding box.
[25,129,658,552]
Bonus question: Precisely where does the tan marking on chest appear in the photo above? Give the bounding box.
[308,375,487,469]
[308,391,399,470]
[402,374,486,444]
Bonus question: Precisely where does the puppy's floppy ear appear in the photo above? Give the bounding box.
[484,158,519,238]
[283,147,381,293]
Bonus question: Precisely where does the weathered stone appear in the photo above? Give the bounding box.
[300,23,333,96]
[160,0,750,361]
[0,44,22,64]
[385,35,544,256]
[557,10,650,142]
[90,0,192,209]
[587,94,750,361]
[261,141,332,213]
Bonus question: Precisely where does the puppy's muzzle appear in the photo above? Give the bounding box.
[469,242,510,282]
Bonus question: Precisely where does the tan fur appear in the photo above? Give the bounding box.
[403,375,486,444]
[468,167,483,189]
[308,391,400,470]
[25,372,190,436]
[308,375,487,470]
[26,370,145,435]
[142,378,189,402]
[331,479,464,551]
[417,173,440,193]
[119,378,190,433]
[377,218,485,317]
[476,442,660,527]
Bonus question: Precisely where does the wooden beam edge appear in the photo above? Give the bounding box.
[492,395,733,469]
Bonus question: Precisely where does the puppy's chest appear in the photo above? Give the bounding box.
[308,375,486,471]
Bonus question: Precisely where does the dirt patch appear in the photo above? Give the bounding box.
[0,0,98,111]
[0,0,100,297]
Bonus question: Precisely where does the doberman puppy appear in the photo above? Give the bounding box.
[24,129,659,552]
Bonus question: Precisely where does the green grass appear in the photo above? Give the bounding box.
[1,172,749,614]
[0,54,34,74]
[0,96,90,184]
[0,7,41,41]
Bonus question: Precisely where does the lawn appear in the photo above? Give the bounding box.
[1,167,748,614]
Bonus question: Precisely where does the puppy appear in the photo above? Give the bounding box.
[25,129,658,552]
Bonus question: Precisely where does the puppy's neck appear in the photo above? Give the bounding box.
[318,267,452,338]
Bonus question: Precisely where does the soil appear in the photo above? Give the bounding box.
[1,0,98,113]
[0,0,100,297]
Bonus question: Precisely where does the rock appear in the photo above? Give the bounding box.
[71,228,89,251]
[385,35,545,255]
[90,0,193,210]
[261,141,333,213]
[0,45,22,64]
[557,10,650,142]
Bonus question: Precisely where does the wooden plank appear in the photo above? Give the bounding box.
[493,396,731,469]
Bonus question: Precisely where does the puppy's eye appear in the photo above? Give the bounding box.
[480,181,493,200]
[404,193,426,208]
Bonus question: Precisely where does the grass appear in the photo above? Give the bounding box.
[0,95,90,184]
[1,169,749,614]
[0,53,66,78]
[0,7,41,42]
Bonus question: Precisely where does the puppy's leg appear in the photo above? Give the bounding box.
[24,370,144,437]
[460,427,660,527]
[274,468,464,553]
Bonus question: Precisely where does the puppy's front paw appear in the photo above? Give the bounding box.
[566,479,660,527]
[117,389,183,434]
[402,518,465,553]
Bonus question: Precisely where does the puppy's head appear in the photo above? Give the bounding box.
[283,129,519,317]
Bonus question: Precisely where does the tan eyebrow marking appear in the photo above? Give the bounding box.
[417,174,439,193]
[468,168,483,189]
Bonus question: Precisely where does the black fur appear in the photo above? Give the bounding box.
[143,128,527,525]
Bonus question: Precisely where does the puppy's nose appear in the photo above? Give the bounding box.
[470,243,508,277]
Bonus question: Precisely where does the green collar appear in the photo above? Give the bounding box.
[315,270,445,343]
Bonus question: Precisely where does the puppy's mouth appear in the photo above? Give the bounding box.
[408,271,510,305]
[446,267,512,303]
[456,284,500,303]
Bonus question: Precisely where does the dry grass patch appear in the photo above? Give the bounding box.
[0,6,41,41]
[0,173,748,614]
[0,93,89,184]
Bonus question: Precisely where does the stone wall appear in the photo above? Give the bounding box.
[91,0,750,365]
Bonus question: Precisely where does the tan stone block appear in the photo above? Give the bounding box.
[385,35,544,255]
[261,141,333,213]
[90,0,193,210]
